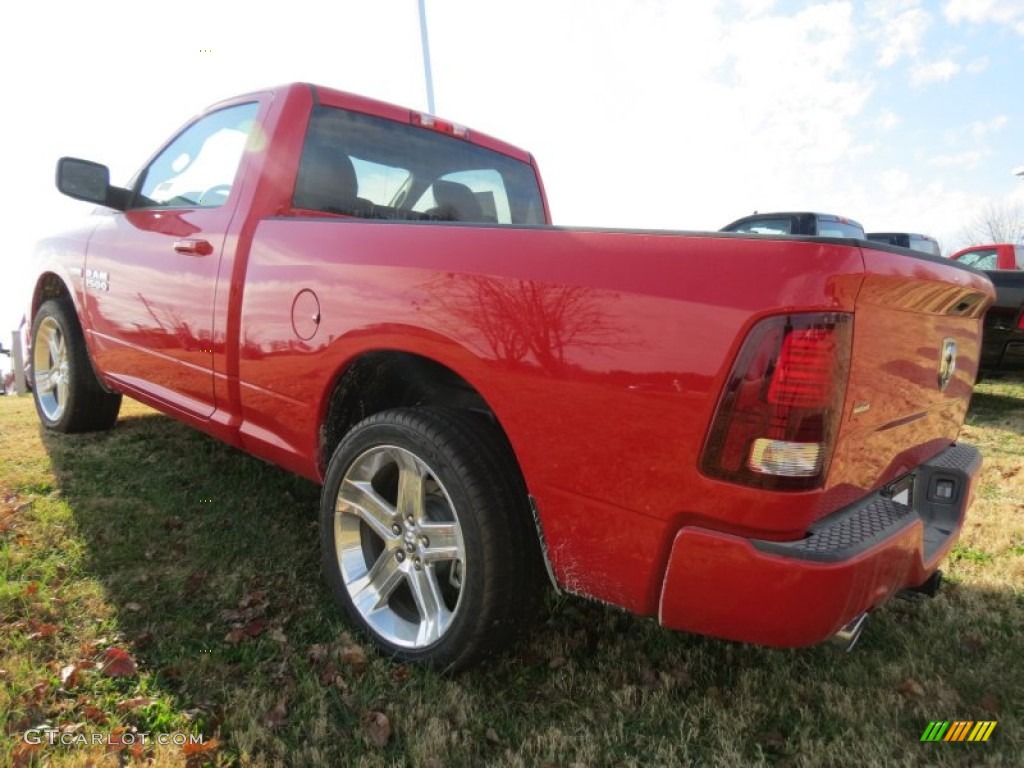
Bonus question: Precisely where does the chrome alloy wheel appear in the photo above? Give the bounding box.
[33,316,70,422]
[334,445,466,649]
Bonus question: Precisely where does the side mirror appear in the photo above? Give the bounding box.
[56,157,129,210]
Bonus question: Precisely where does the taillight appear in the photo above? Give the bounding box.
[1017,312,1024,331]
[700,313,852,490]
[411,112,469,138]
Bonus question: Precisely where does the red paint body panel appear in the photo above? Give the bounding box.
[31,83,994,646]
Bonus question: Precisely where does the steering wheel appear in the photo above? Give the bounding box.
[198,184,232,206]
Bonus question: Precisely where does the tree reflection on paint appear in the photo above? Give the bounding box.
[419,274,635,375]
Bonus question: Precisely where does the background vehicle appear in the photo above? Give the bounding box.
[979,271,1024,374]
[948,245,1024,375]
[866,232,941,256]
[27,83,992,669]
[721,211,865,238]
[950,243,1023,271]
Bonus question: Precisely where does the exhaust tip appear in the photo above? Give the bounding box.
[832,612,869,652]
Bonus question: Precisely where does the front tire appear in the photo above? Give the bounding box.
[31,298,121,433]
[320,408,541,670]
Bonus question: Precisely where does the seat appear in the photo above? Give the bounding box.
[430,179,485,222]
[293,140,364,214]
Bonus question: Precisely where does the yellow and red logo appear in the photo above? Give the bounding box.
[920,721,996,742]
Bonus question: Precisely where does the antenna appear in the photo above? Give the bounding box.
[417,0,436,114]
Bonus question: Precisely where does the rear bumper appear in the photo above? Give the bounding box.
[658,443,982,646]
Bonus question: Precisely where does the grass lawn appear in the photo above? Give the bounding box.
[1,379,1021,767]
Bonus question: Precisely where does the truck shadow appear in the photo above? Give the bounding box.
[38,405,1019,762]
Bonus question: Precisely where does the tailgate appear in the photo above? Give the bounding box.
[823,247,994,513]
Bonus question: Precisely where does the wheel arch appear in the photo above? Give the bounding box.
[30,272,117,396]
[318,349,504,475]
[31,272,76,325]
[316,348,557,594]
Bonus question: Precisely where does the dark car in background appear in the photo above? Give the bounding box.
[721,212,866,239]
[867,232,941,257]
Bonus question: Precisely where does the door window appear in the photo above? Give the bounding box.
[135,103,259,209]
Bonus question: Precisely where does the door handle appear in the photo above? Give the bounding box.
[174,238,213,256]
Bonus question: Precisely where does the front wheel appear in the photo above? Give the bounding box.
[320,408,542,671]
[31,298,121,433]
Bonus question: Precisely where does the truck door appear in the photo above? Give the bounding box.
[82,102,259,417]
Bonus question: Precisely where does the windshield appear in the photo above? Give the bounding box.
[294,106,545,225]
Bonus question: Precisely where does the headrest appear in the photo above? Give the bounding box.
[432,180,483,221]
[294,141,358,211]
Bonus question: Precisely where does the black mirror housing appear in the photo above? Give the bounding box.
[56,157,129,210]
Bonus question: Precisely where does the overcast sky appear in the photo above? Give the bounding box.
[1,0,1023,353]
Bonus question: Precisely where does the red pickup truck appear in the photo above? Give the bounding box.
[29,83,992,669]
[950,243,1023,270]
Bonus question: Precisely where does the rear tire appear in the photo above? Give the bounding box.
[31,298,121,433]
[320,407,542,671]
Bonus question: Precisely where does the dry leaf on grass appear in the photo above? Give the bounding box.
[978,694,1000,715]
[11,742,42,768]
[133,632,154,649]
[59,663,79,688]
[307,644,329,664]
[268,627,287,643]
[364,710,391,747]
[27,622,59,640]
[184,572,208,597]
[263,698,288,729]
[182,735,219,768]
[239,589,267,609]
[224,628,247,645]
[99,647,137,678]
[340,644,368,673]
[244,619,267,637]
[896,678,925,700]
[961,632,985,651]
[82,706,107,724]
[117,697,156,713]
[485,727,501,745]
[756,730,786,750]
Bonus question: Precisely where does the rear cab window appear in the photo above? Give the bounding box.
[293,106,545,225]
[724,218,794,235]
[817,218,866,239]
[956,248,998,270]
[908,235,941,256]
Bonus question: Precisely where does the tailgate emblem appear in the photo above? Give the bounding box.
[938,338,957,391]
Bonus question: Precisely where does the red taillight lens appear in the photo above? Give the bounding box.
[767,327,838,408]
[700,313,852,490]
[1017,312,1024,331]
